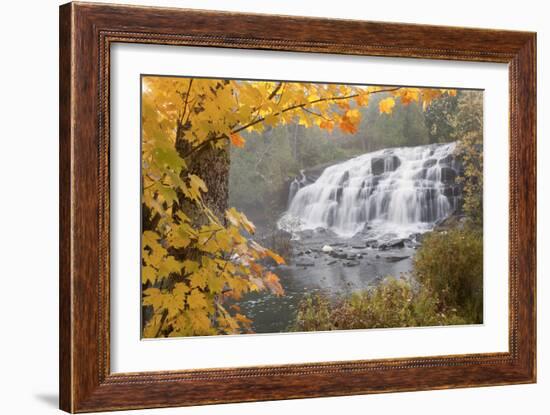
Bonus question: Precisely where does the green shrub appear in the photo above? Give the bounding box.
[291,277,465,332]
[291,294,333,332]
[414,228,483,323]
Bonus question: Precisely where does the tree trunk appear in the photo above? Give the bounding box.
[175,127,230,222]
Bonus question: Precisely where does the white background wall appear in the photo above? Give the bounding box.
[0,0,546,414]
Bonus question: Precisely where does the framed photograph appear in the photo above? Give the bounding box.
[59,2,536,412]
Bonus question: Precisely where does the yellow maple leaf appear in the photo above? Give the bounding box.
[379,97,396,114]
[187,289,207,310]
[190,271,208,289]
[399,89,420,105]
[142,265,157,284]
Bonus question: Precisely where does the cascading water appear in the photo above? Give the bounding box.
[288,170,308,208]
[278,142,462,240]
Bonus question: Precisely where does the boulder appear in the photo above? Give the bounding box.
[371,157,386,175]
[413,169,428,180]
[315,227,336,237]
[371,156,401,175]
[330,251,348,259]
[298,229,315,239]
[337,170,350,186]
[440,167,457,184]
[439,154,454,167]
[409,232,423,243]
[336,186,344,202]
[441,186,454,197]
[385,255,410,263]
[379,238,407,250]
[365,239,379,248]
[321,245,334,253]
[423,158,437,168]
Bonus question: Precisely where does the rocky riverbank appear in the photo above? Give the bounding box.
[238,227,425,333]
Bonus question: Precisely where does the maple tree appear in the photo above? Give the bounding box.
[141,76,456,337]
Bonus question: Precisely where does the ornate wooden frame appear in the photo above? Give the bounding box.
[59,2,536,412]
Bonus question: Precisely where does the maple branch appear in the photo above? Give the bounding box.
[180,134,229,159]
[180,86,402,159]
[267,82,283,100]
[276,84,286,104]
[155,309,168,337]
[178,79,194,124]
[301,107,332,121]
[231,87,402,135]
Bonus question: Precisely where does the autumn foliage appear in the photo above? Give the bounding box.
[141,76,456,337]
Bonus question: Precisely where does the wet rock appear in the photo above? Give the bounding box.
[322,245,334,253]
[336,187,344,202]
[390,155,401,170]
[298,229,315,239]
[337,171,350,186]
[440,167,457,184]
[330,252,348,259]
[435,214,468,230]
[353,222,373,237]
[385,255,410,263]
[409,233,424,243]
[371,157,386,175]
[327,260,338,265]
[441,186,451,197]
[372,155,401,174]
[405,240,420,248]
[423,158,437,168]
[413,169,427,180]
[365,239,379,248]
[343,261,360,267]
[296,262,315,267]
[314,227,337,237]
[439,154,454,166]
[379,238,407,250]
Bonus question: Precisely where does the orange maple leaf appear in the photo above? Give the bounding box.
[230,133,246,148]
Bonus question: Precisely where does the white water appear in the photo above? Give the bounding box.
[278,142,461,240]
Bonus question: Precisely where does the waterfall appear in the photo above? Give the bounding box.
[288,170,307,208]
[278,142,462,239]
